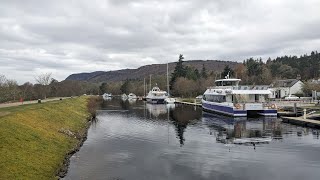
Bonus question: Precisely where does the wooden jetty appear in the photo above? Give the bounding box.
[175,100,202,107]
[281,115,320,129]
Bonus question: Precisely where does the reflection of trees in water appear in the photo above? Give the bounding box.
[120,100,130,110]
[170,105,202,146]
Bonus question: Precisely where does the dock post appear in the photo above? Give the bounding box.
[294,103,297,117]
[303,109,307,119]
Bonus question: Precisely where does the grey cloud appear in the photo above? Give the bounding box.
[0,0,319,83]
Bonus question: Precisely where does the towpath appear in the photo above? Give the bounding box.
[0,97,70,109]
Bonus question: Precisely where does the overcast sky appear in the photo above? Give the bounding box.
[0,0,319,83]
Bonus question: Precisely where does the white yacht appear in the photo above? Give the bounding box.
[146,86,168,104]
[202,76,277,117]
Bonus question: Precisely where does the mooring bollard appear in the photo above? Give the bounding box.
[303,109,306,119]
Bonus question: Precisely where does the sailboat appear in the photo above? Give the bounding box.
[165,63,176,104]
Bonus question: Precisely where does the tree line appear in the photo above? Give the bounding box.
[1,51,319,103]
[0,73,100,103]
[100,51,320,98]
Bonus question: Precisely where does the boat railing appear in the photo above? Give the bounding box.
[208,86,270,90]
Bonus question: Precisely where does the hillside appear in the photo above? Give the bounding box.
[65,60,238,82]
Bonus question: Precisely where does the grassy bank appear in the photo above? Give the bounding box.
[0,97,92,179]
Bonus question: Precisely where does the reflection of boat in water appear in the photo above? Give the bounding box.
[146,103,168,117]
[202,112,280,145]
[166,103,176,110]
[128,98,137,104]
[202,74,277,117]
[233,137,272,144]
[128,93,137,99]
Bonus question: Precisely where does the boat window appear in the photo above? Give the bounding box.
[215,81,238,86]
[255,94,259,102]
[215,81,222,86]
[204,95,226,103]
[222,81,236,86]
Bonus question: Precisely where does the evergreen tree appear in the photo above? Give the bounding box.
[221,65,234,78]
[170,54,186,90]
[99,82,108,94]
[120,79,130,94]
[201,64,207,79]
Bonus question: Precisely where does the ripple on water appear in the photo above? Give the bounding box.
[64,100,320,180]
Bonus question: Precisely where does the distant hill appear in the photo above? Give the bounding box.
[65,60,239,82]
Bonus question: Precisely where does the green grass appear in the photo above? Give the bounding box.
[0,97,90,180]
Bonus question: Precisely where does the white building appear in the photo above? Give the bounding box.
[269,79,304,99]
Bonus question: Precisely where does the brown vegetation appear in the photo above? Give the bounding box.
[86,96,103,119]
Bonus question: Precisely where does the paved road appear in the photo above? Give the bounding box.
[0,97,69,109]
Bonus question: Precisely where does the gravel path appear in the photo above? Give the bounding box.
[0,97,70,109]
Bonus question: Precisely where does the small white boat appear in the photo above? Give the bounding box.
[128,93,137,99]
[165,97,176,104]
[102,93,112,100]
[121,93,128,100]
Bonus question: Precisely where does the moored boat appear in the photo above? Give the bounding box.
[128,93,137,99]
[202,75,277,117]
[146,86,168,104]
[121,93,128,100]
[102,93,112,100]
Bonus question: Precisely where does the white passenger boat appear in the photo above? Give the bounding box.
[202,75,277,117]
[146,86,168,104]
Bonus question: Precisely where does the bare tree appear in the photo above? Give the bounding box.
[0,75,20,102]
[6,80,20,101]
[35,73,52,99]
[0,75,6,87]
[20,82,34,101]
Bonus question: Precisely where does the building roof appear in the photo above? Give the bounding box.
[273,79,300,87]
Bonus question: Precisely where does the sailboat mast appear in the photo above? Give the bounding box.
[144,78,145,97]
[167,63,169,96]
[149,74,152,91]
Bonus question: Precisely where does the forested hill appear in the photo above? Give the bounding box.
[65,60,238,82]
[266,51,320,80]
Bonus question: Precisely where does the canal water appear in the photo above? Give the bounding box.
[64,99,320,180]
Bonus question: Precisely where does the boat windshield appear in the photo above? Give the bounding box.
[215,81,238,86]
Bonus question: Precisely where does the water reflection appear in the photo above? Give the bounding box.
[65,99,320,180]
[202,113,283,149]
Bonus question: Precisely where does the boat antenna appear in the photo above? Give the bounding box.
[225,71,230,79]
